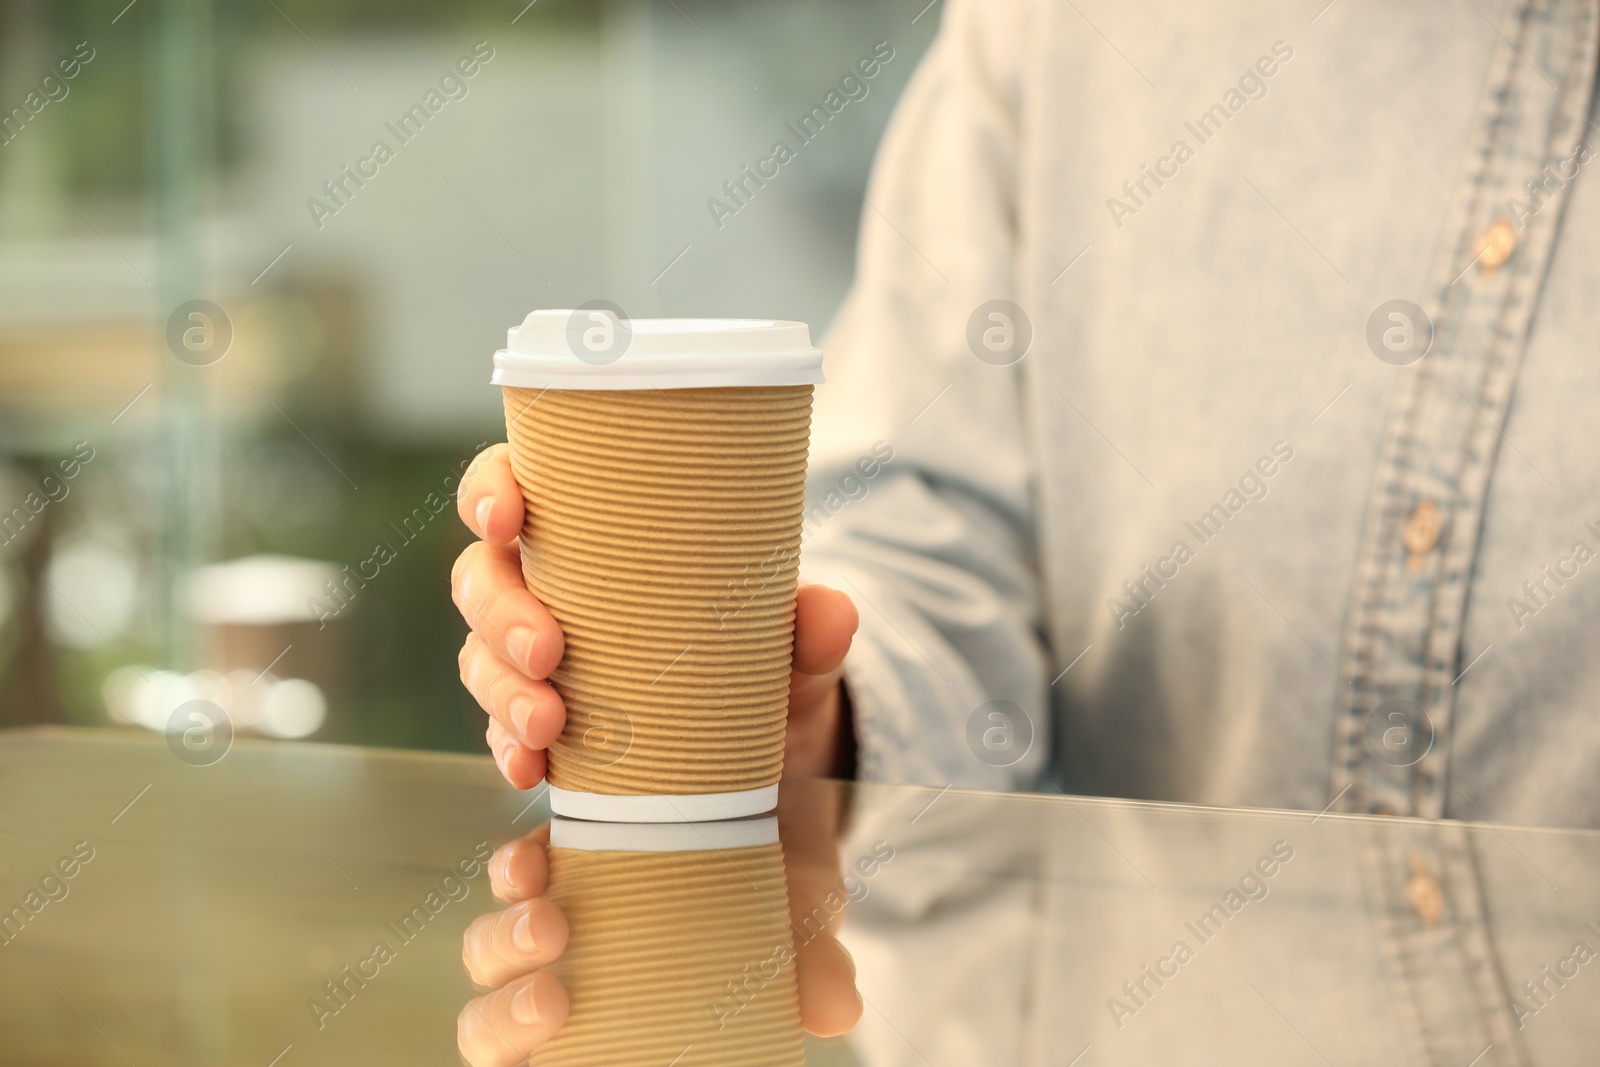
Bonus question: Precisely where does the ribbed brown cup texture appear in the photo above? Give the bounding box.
[529,841,805,1067]
[502,385,813,797]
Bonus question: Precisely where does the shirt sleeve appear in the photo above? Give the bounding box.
[801,0,1048,792]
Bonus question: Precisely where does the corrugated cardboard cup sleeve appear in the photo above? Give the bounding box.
[501,385,814,797]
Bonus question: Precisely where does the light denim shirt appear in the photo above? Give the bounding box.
[802,0,1600,1057]
[836,787,1600,1067]
[805,0,1600,827]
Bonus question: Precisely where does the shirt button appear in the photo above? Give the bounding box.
[1403,500,1443,571]
[1406,855,1444,925]
[1474,218,1517,273]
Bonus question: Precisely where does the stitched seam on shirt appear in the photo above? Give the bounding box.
[1450,827,1536,1066]
[1360,824,1441,1064]
[1418,0,1600,815]
[1333,0,1534,815]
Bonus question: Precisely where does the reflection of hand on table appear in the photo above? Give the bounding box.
[457,823,571,1067]
[775,778,866,1039]
[456,786,865,1066]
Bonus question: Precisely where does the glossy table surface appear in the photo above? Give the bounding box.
[3,727,1599,1066]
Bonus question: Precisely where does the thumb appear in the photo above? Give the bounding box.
[792,584,858,676]
[786,584,858,778]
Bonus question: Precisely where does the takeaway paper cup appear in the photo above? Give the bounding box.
[492,309,823,822]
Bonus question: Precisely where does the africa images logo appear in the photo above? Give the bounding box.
[705,41,895,230]
[305,42,495,230]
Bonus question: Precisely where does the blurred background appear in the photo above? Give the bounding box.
[0,0,936,754]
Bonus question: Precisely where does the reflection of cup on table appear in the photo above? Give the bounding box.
[493,310,823,822]
[531,817,805,1067]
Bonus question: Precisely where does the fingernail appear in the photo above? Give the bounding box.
[511,980,543,1025]
[512,909,538,953]
[505,627,538,674]
[509,695,536,739]
[475,496,493,535]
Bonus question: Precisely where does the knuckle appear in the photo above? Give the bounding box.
[461,651,485,701]
[463,444,498,483]
[493,907,518,957]
[483,669,515,719]
[450,542,478,587]
[464,940,486,991]
[472,577,508,623]
[456,1008,487,1066]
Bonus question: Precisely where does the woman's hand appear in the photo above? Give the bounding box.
[451,444,861,786]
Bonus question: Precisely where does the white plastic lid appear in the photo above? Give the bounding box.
[491,309,825,390]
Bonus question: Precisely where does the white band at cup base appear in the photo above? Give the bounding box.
[550,816,778,852]
[547,783,779,823]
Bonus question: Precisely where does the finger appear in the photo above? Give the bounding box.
[487,718,547,791]
[795,931,863,1037]
[784,680,844,779]
[489,825,552,903]
[462,896,571,989]
[786,586,857,772]
[457,971,569,1067]
[792,585,858,675]
[459,634,567,749]
[451,540,565,679]
[778,781,847,924]
[788,666,843,727]
[775,781,861,1036]
[456,443,524,546]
